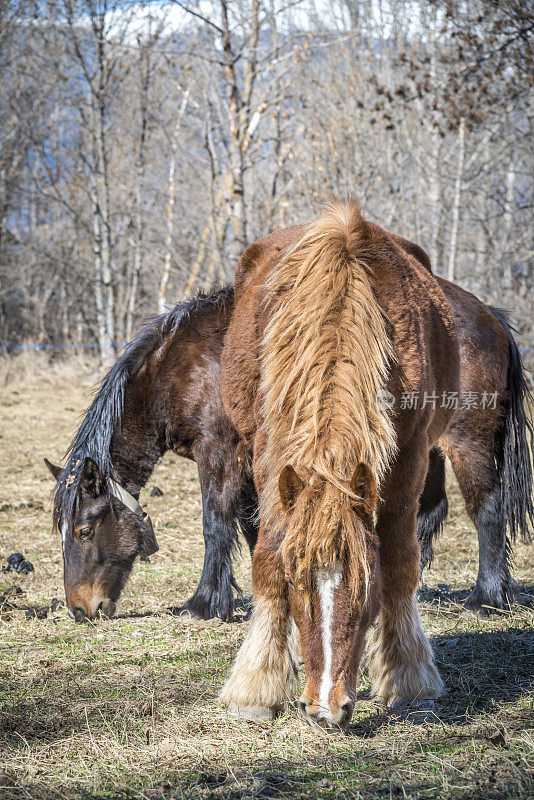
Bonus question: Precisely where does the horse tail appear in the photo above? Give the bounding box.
[491,308,534,542]
[259,199,397,598]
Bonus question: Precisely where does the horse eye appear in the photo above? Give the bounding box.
[79,527,93,540]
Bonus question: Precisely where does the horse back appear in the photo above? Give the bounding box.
[364,224,460,448]
[224,215,460,453]
[388,230,432,273]
[123,290,236,458]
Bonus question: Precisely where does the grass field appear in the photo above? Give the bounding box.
[0,366,533,800]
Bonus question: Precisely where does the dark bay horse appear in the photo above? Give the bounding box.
[46,288,257,623]
[390,237,533,608]
[218,199,533,729]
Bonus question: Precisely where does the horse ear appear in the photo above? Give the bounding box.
[44,458,62,481]
[279,465,305,512]
[350,462,377,515]
[81,457,104,497]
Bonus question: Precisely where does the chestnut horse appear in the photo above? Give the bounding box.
[219,199,532,730]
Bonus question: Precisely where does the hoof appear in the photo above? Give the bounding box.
[462,598,493,617]
[174,598,233,622]
[225,703,278,722]
[463,582,532,615]
[463,586,501,614]
[387,698,437,722]
[232,595,253,622]
[388,698,435,712]
[173,606,202,621]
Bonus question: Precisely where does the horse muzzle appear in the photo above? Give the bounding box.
[299,694,354,732]
[67,596,117,623]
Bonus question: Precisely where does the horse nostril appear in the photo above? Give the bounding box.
[298,700,308,716]
[339,701,353,728]
[98,600,116,618]
[102,600,116,618]
[73,606,87,624]
[300,700,326,730]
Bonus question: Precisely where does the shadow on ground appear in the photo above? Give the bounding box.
[0,770,511,800]
[110,595,252,623]
[180,770,517,800]
[12,762,529,800]
[349,626,533,739]
[417,583,534,610]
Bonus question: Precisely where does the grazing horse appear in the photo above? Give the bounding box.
[218,199,532,729]
[46,288,257,623]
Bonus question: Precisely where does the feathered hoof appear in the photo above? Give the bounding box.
[371,658,444,709]
[388,698,435,713]
[463,581,532,615]
[176,593,234,622]
[225,703,279,722]
[387,698,437,722]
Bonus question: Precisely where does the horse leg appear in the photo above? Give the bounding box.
[369,445,444,707]
[178,451,240,622]
[229,472,259,618]
[443,440,516,613]
[417,446,448,573]
[237,471,259,556]
[219,535,298,720]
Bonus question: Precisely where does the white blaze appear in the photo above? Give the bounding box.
[60,520,68,551]
[317,564,342,714]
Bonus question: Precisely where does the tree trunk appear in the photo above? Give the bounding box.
[220,0,249,265]
[125,184,143,342]
[61,282,69,343]
[202,211,227,291]
[126,51,151,340]
[159,87,190,314]
[93,22,115,366]
[89,152,109,362]
[447,117,465,283]
[503,155,515,293]
[184,213,214,295]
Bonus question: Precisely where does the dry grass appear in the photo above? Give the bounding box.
[0,351,102,388]
[0,372,532,800]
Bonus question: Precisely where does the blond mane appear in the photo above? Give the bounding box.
[258,199,397,598]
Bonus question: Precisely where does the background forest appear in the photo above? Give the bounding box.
[1,0,532,369]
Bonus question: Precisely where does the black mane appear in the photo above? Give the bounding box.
[53,287,233,529]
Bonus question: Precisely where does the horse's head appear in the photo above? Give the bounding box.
[278,461,380,730]
[45,457,158,622]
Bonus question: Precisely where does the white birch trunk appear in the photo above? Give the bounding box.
[89,151,108,361]
[159,87,190,314]
[503,156,515,293]
[447,117,466,283]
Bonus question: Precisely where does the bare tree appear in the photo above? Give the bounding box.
[159,85,191,313]
[173,0,300,282]
[1,0,532,373]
